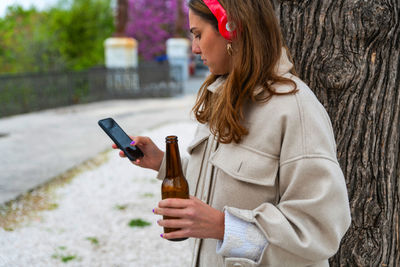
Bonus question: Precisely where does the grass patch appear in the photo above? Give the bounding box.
[114,204,128,210]
[0,152,109,230]
[52,246,78,263]
[86,237,99,245]
[61,255,77,263]
[48,203,59,210]
[141,193,154,198]
[128,218,151,228]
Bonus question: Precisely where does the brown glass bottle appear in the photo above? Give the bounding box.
[161,135,189,242]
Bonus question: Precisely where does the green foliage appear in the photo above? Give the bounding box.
[0,0,114,73]
[61,255,77,262]
[114,204,128,210]
[52,246,78,263]
[47,0,115,70]
[47,203,59,210]
[128,218,151,228]
[0,6,46,73]
[86,237,99,245]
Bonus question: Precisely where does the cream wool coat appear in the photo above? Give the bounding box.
[157,51,351,267]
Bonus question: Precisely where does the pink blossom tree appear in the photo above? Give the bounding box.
[126,0,189,61]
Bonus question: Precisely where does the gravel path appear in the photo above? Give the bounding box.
[0,121,197,267]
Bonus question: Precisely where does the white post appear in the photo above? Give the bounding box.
[166,38,191,81]
[104,37,138,68]
[104,37,139,93]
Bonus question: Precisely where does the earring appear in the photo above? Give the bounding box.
[227,43,233,56]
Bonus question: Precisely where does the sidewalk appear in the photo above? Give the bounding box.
[0,75,205,205]
[0,76,207,266]
[0,121,197,266]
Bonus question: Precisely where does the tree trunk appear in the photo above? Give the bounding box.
[272,0,400,266]
[175,0,187,37]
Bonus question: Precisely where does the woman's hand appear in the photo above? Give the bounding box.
[154,196,225,240]
[112,136,164,171]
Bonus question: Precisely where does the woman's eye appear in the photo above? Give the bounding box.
[195,34,201,39]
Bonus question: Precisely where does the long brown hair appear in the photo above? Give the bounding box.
[189,0,297,144]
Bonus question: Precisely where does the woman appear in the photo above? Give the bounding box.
[113,0,351,266]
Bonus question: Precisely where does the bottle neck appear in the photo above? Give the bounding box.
[165,137,183,178]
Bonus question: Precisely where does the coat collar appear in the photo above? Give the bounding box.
[274,47,294,76]
[206,76,226,93]
[206,47,294,93]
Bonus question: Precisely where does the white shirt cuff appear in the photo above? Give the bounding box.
[216,210,268,261]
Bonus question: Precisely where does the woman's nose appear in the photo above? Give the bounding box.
[192,40,201,54]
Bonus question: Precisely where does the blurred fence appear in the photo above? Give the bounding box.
[0,62,183,117]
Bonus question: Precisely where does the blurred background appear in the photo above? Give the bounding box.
[0,0,191,72]
[0,0,207,117]
[0,0,209,204]
[0,1,205,265]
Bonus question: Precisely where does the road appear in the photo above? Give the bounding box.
[0,76,205,204]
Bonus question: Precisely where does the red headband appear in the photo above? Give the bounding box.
[203,0,235,40]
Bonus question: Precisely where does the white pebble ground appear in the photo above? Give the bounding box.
[0,122,197,267]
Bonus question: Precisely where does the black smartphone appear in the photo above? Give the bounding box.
[98,117,144,161]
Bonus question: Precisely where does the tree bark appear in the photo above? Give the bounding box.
[114,0,128,37]
[175,0,186,37]
[272,0,400,266]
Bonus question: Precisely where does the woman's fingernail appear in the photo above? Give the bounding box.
[160,234,164,238]
[130,141,135,145]
[152,208,155,213]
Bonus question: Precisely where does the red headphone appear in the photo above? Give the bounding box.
[203,0,236,40]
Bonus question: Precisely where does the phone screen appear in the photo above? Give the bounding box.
[98,118,144,161]
[105,119,132,146]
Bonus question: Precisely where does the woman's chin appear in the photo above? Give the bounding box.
[209,68,228,76]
